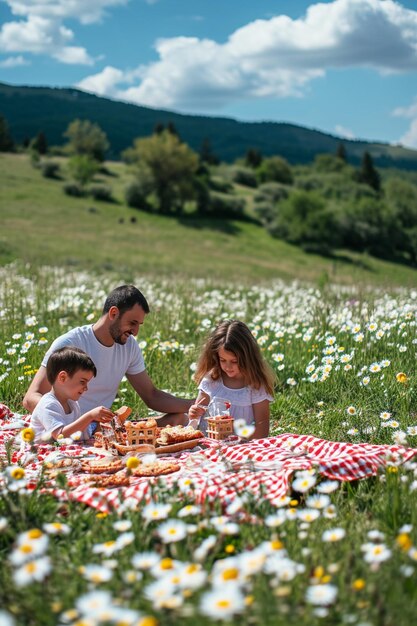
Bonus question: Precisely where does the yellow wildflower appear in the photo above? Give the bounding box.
[352,579,366,591]
[21,427,35,443]
[126,457,140,470]
[396,533,412,551]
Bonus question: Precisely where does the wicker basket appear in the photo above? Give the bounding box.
[125,420,157,446]
[206,417,234,441]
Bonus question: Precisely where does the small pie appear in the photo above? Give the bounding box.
[157,425,203,445]
[82,471,131,487]
[80,458,123,474]
[131,460,180,477]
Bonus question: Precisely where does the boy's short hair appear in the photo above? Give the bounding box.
[46,346,97,384]
[102,285,150,316]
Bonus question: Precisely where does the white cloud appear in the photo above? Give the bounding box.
[334,125,356,140]
[77,66,126,94]
[75,0,417,112]
[4,0,129,25]
[393,99,417,119]
[399,118,417,148]
[393,96,417,148]
[0,55,29,68]
[0,0,128,63]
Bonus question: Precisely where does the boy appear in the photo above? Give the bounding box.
[30,346,114,443]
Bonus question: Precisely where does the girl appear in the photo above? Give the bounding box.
[188,320,275,439]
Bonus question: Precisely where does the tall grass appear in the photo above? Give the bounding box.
[0,264,417,625]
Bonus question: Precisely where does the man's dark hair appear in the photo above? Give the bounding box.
[46,346,97,384]
[102,285,150,316]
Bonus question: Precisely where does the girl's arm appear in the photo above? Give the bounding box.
[252,399,270,439]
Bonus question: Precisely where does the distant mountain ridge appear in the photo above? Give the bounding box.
[1,81,417,168]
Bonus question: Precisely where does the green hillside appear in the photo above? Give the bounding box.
[2,81,417,168]
[1,152,417,288]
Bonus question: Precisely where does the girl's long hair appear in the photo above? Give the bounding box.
[194,319,275,395]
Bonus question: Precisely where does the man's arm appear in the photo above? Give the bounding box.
[127,370,193,413]
[22,366,52,413]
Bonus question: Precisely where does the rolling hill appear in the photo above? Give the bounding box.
[1,81,417,168]
[1,152,417,288]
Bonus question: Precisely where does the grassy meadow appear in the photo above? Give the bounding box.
[2,152,417,287]
[1,264,417,625]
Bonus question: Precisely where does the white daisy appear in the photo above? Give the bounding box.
[306,583,338,606]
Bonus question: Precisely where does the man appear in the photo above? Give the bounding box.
[23,285,192,425]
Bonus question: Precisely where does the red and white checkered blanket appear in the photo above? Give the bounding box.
[1,404,416,513]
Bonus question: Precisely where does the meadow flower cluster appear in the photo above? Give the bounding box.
[1,454,417,625]
[0,264,417,624]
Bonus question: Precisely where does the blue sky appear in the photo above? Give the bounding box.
[1,0,417,147]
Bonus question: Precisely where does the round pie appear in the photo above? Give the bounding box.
[80,458,123,474]
[132,460,180,477]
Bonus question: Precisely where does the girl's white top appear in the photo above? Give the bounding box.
[198,375,273,429]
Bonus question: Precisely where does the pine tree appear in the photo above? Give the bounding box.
[359,151,380,192]
[167,121,179,137]
[336,142,347,162]
[154,122,165,135]
[31,131,48,155]
[199,138,219,165]
[0,114,14,152]
[245,148,263,168]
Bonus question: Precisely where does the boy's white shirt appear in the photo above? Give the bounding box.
[30,391,82,443]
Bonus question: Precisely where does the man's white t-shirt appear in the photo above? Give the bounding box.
[30,391,81,443]
[41,325,146,413]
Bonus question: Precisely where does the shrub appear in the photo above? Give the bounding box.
[41,160,60,179]
[253,202,278,226]
[268,190,342,254]
[67,155,99,187]
[229,166,258,188]
[89,184,113,202]
[194,177,211,215]
[63,182,84,197]
[124,181,150,211]
[256,156,293,185]
[207,176,233,193]
[254,182,290,204]
[208,191,245,218]
[314,153,347,173]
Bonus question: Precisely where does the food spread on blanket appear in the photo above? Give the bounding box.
[94,406,204,454]
[42,407,202,484]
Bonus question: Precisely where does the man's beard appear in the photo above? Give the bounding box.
[109,319,128,345]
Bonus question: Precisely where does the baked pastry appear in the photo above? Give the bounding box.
[82,471,130,488]
[131,460,180,477]
[93,432,104,448]
[80,458,123,474]
[157,425,203,445]
[114,405,132,424]
[44,457,77,470]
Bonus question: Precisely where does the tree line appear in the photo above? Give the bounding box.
[1,112,417,266]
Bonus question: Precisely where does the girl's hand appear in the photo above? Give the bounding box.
[89,406,114,423]
[188,402,207,420]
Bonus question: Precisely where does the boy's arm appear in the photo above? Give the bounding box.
[54,406,114,440]
[23,366,52,412]
[252,399,270,439]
